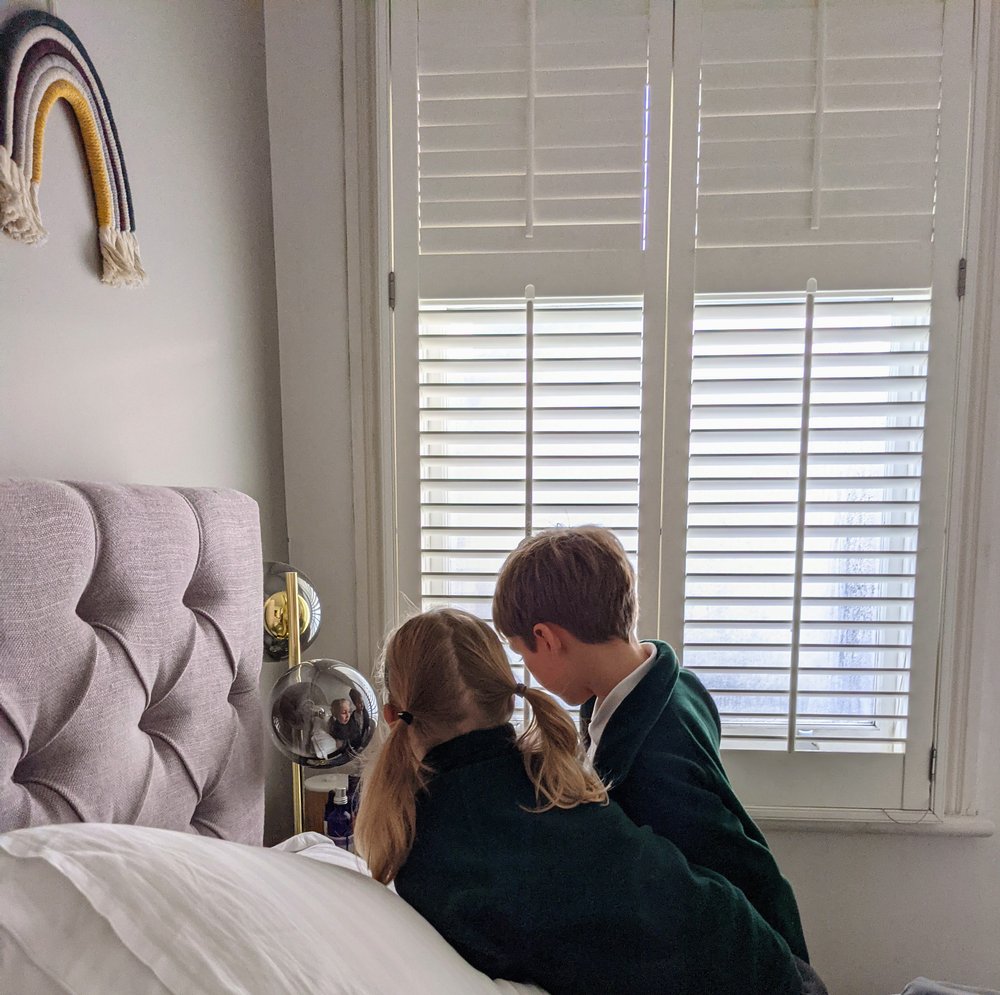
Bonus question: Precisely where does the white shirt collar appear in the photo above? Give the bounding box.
[586,642,657,760]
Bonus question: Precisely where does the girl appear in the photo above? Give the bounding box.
[355,608,806,995]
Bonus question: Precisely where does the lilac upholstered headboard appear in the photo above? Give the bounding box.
[0,479,265,844]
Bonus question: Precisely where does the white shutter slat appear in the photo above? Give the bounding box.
[700,108,938,144]
[691,325,930,348]
[702,54,941,89]
[422,332,643,349]
[422,537,641,552]
[419,301,643,617]
[689,548,916,560]
[690,474,922,491]
[419,145,642,178]
[421,172,646,203]
[701,82,942,117]
[701,189,925,226]
[687,573,917,585]
[701,137,938,176]
[693,403,925,420]
[421,197,645,228]
[419,116,645,155]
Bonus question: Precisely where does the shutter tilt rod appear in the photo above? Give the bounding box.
[787,278,818,751]
[525,284,535,537]
[810,0,827,230]
[525,0,536,238]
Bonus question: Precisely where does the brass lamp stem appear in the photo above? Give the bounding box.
[285,571,304,835]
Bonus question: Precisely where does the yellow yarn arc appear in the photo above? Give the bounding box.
[32,79,114,229]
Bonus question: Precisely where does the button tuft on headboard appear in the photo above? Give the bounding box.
[0,479,265,843]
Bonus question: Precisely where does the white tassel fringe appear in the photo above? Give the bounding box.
[98,227,147,287]
[0,145,47,243]
[2,146,147,287]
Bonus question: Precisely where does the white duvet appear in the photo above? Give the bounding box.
[0,823,544,995]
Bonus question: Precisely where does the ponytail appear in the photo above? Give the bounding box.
[356,608,607,882]
[354,719,426,884]
[516,686,608,811]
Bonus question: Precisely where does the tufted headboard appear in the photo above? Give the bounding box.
[0,479,265,844]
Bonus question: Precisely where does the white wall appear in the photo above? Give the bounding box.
[263,0,361,843]
[0,0,285,551]
[0,0,289,832]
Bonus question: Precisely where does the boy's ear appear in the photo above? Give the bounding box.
[383,703,399,724]
[532,623,565,654]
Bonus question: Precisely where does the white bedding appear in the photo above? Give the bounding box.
[0,823,544,995]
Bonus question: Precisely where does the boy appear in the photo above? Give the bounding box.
[493,526,811,964]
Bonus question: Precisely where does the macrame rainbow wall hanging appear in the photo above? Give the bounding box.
[0,9,145,286]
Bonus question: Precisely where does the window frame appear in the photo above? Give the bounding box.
[355,0,997,833]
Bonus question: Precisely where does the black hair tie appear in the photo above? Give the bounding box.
[398,710,414,725]
[514,683,526,697]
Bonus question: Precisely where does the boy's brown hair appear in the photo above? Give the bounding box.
[493,526,637,650]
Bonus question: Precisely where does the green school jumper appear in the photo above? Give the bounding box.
[580,639,810,963]
[394,724,801,995]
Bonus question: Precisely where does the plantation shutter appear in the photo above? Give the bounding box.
[391,0,974,810]
[419,302,644,712]
[694,0,948,295]
[389,1,664,722]
[684,292,929,754]
[662,0,973,809]
[413,0,652,299]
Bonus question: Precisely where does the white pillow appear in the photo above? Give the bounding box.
[0,823,545,995]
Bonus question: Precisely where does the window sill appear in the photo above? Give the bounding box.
[750,807,996,837]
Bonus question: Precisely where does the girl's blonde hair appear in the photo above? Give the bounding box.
[354,607,607,884]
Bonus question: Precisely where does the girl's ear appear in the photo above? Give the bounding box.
[383,703,399,724]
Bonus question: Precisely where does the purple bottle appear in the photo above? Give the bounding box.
[325,786,353,850]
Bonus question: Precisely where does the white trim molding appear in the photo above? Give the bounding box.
[931,0,999,828]
[341,0,396,669]
[752,807,995,837]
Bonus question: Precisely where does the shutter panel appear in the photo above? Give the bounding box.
[661,0,973,808]
[695,0,946,294]
[683,293,928,753]
[419,302,642,599]
[415,0,651,298]
[419,301,643,716]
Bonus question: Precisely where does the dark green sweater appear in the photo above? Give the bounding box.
[394,725,801,995]
[581,640,810,962]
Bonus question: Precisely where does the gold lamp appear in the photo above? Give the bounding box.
[264,565,379,836]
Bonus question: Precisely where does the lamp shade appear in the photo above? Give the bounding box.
[269,659,379,769]
[263,561,322,660]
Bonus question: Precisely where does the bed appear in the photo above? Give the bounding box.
[0,478,542,994]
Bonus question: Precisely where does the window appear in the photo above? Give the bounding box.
[387,0,976,816]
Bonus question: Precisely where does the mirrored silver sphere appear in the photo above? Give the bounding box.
[263,560,322,661]
[269,659,379,768]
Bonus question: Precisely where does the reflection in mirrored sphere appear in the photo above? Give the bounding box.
[263,561,323,660]
[269,659,379,768]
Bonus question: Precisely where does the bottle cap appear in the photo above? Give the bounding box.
[334,786,348,805]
